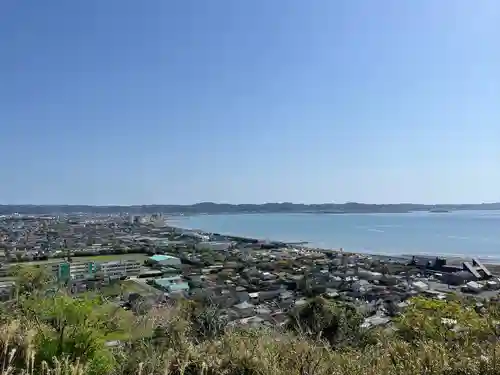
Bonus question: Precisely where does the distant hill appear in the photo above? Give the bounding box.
[1,202,500,215]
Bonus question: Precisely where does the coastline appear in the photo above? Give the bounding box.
[166,220,500,266]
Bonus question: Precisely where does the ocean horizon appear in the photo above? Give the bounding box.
[171,210,500,261]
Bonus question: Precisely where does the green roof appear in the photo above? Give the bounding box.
[149,254,179,262]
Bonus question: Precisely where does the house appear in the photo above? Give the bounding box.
[259,290,281,302]
[463,281,483,293]
[352,279,371,293]
[294,298,308,307]
[412,281,429,291]
[325,289,339,299]
[464,259,492,280]
[236,290,250,303]
[153,276,190,293]
[422,290,447,300]
[357,269,383,281]
[248,292,260,303]
[279,291,293,301]
[260,272,277,281]
[255,307,272,319]
[445,270,476,285]
[233,301,255,318]
[486,280,500,290]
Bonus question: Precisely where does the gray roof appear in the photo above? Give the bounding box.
[234,301,254,310]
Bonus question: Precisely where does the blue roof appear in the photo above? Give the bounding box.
[149,254,178,262]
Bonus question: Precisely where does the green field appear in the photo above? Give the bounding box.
[71,254,148,262]
[10,253,149,267]
[96,279,161,298]
[121,279,162,295]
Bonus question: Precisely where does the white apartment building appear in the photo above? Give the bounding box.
[52,259,141,281]
[97,260,141,280]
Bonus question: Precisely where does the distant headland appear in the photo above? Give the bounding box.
[1,202,499,215]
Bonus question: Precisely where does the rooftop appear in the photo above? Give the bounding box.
[154,276,183,288]
[167,283,190,292]
[149,254,179,262]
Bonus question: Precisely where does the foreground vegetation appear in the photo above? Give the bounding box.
[3,267,500,374]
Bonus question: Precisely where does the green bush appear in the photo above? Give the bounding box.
[4,281,500,375]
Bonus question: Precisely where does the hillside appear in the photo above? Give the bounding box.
[3,267,500,374]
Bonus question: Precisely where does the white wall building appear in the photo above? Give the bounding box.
[52,260,141,281]
[195,241,232,251]
[98,260,141,279]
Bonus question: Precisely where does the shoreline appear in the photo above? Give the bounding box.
[166,221,500,266]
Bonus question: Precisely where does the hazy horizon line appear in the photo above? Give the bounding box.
[1,202,499,207]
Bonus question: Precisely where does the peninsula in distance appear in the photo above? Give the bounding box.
[1,202,500,215]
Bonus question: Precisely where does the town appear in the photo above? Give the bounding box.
[0,212,498,332]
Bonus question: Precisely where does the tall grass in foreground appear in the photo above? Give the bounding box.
[9,257,500,373]
[3,305,500,375]
[5,292,500,375]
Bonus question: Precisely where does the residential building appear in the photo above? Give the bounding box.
[153,276,190,293]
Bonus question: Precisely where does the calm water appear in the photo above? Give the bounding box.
[173,211,500,260]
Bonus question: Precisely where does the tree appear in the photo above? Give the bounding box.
[190,303,227,341]
[287,297,366,347]
[20,293,121,373]
[131,296,153,315]
[394,297,492,343]
[12,265,54,296]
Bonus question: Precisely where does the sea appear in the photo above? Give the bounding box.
[172,210,500,261]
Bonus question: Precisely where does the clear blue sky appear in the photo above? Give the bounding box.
[1,1,499,205]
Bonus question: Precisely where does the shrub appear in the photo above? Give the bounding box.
[4,291,500,374]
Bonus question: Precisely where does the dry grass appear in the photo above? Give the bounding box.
[111,329,500,375]
[3,298,500,375]
[0,320,87,375]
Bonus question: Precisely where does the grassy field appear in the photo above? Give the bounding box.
[122,279,163,295]
[71,253,149,262]
[96,279,162,298]
[9,253,149,266]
